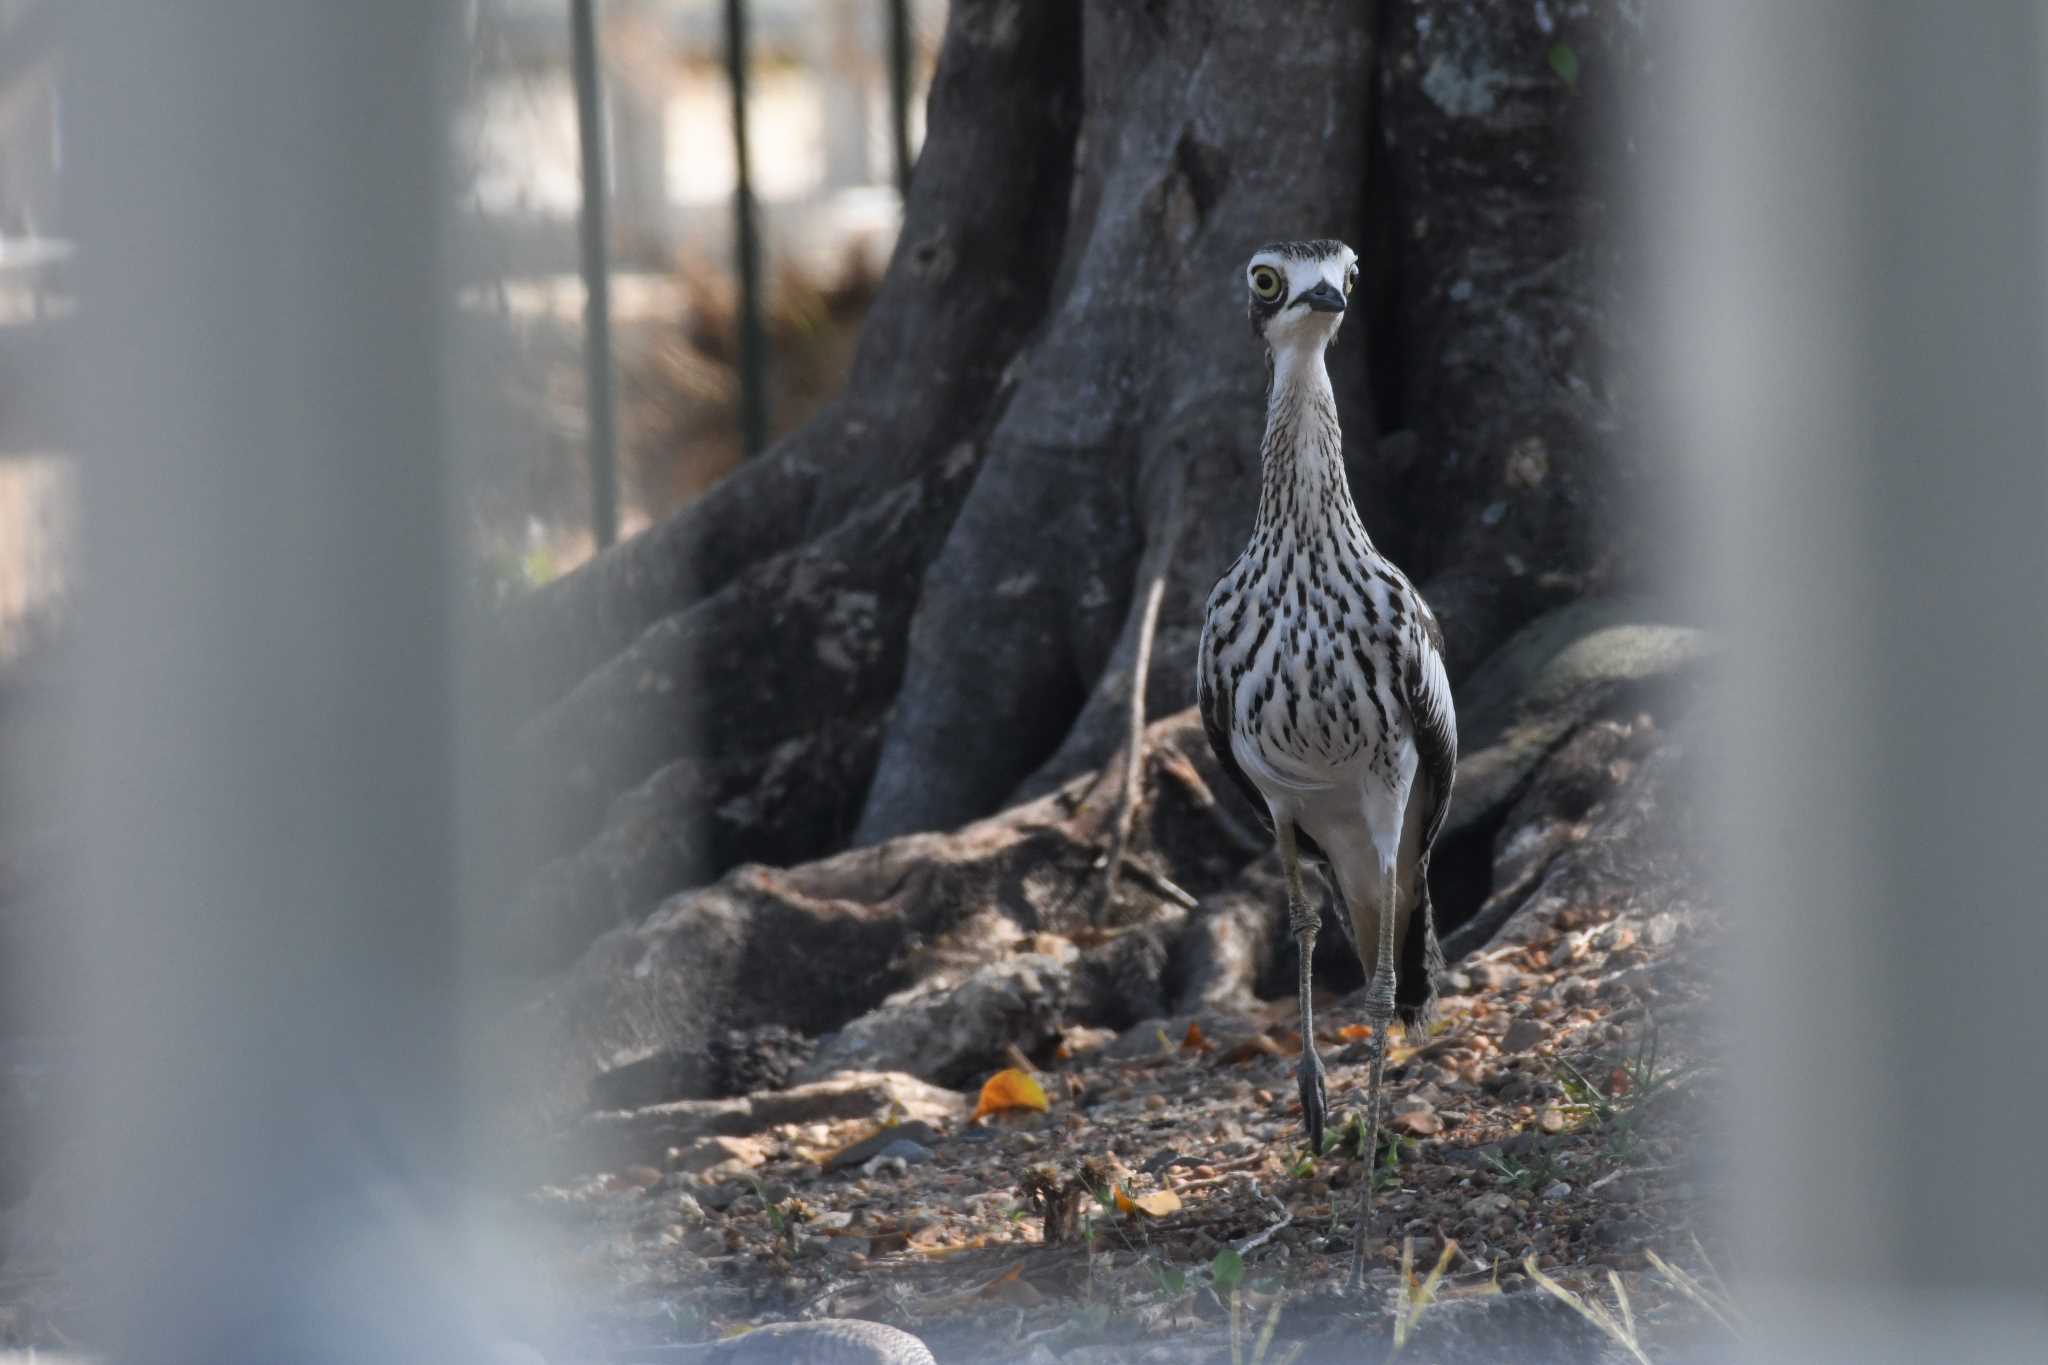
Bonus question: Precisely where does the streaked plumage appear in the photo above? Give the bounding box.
[1195,239,1456,1287]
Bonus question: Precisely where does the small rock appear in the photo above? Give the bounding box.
[1501,1018,1549,1053]
[1466,1191,1514,1219]
[672,1134,772,1181]
[1645,911,1679,947]
[862,1154,910,1178]
[1468,962,1525,992]
[1594,922,1637,953]
[1440,968,1473,995]
[823,1120,944,1172]
[1541,1181,1571,1200]
[1537,1107,1568,1135]
[873,1138,935,1164]
[1593,1215,1655,1248]
[698,1181,746,1211]
[1142,1092,1167,1112]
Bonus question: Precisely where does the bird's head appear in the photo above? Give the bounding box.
[1245,239,1358,355]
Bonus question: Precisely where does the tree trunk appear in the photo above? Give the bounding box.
[489,0,1650,978]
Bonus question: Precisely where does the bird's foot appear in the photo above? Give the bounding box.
[1297,1046,1329,1154]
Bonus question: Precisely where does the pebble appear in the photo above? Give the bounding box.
[874,1139,934,1164]
[1541,1181,1572,1200]
[1501,1018,1549,1053]
[1466,1192,1514,1218]
[1467,962,1526,992]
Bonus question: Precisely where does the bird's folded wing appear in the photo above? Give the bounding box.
[1403,623,1458,851]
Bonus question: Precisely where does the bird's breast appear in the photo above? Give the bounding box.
[1205,546,1408,792]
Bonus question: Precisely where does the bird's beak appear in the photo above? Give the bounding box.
[1297,280,1348,314]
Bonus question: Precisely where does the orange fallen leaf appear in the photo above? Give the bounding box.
[1181,1022,1216,1053]
[1606,1066,1633,1098]
[1337,1023,1378,1041]
[970,1067,1050,1121]
[1113,1186,1183,1218]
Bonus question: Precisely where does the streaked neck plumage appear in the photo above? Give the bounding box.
[1255,341,1370,548]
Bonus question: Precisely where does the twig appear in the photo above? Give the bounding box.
[1232,1178,1294,1257]
[1091,489,1187,924]
[1120,854,1197,910]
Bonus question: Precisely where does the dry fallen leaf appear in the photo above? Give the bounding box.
[970,1067,1050,1121]
[1181,1022,1216,1053]
[1113,1186,1183,1218]
[1607,1066,1634,1098]
[1215,1035,1286,1066]
[1337,1023,1377,1041]
[1390,1110,1444,1137]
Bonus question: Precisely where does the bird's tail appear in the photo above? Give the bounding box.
[1396,858,1444,1040]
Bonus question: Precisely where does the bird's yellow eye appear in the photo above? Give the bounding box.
[1344,264,1358,297]
[1249,265,1283,301]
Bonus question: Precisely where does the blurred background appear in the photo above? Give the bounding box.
[0,0,945,640]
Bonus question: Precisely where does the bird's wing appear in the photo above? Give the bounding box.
[1196,609,1274,833]
[1403,604,1457,853]
[1394,599,1457,1032]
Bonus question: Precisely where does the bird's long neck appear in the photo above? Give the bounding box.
[1254,343,1368,546]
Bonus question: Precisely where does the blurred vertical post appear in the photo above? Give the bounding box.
[571,0,619,549]
[723,0,767,457]
[1661,1,2048,1358]
[885,0,913,198]
[63,2,477,1360]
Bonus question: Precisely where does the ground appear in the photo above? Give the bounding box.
[529,889,1733,1363]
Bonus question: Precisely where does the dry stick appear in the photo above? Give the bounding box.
[1090,490,1187,925]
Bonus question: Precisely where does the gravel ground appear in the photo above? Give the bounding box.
[535,892,1734,1364]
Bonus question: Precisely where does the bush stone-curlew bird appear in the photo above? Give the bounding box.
[1196,239,1458,1288]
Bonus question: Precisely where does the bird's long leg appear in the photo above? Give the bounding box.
[1276,817,1327,1157]
[1348,858,1400,1293]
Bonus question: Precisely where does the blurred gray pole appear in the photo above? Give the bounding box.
[724,0,767,457]
[885,0,913,198]
[63,3,477,1360]
[572,0,619,548]
[1663,2,2048,1359]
